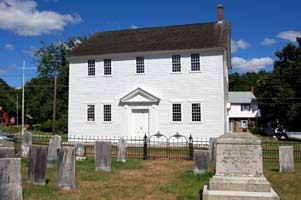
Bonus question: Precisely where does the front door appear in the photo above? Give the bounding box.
[132,109,149,137]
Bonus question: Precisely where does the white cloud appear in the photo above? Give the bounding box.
[260,38,277,46]
[0,64,17,75]
[22,45,37,56]
[129,25,138,29]
[231,39,250,53]
[277,31,301,42]
[4,43,14,50]
[0,0,82,36]
[232,57,274,72]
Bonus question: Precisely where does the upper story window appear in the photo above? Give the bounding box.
[88,60,96,76]
[172,104,182,122]
[192,103,201,122]
[136,57,145,74]
[87,104,95,121]
[172,55,181,72]
[191,54,200,71]
[104,59,112,75]
[241,104,251,111]
[103,104,112,122]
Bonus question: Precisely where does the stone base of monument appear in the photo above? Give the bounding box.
[203,132,280,200]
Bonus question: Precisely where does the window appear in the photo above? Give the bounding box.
[87,105,95,121]
[136,57,144,74]
[172,55,181,72]
[172,104,182,122]
[191,54,200,71]
[88,60,95,76]
[241,120,248,129]
[103,104,111,122]
[241,104,250,111]
[104,59,112,75]
[192,103,201,122]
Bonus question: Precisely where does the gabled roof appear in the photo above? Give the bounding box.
[120,88,160,104]
[69,21,231,57]
[229,92,256,104]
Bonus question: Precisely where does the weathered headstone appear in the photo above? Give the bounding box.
[47,135,62,168]
[0,147,15,158]
[193,150,209,175]
[0,158,23,200]
[279,146,294,172]
[75,143,86,161]
[203,132,280,200]
[0,140,14,147]
[95,141,112,172]
[21,131,32,158]
[27,145,48,185]
[57,147,76,190]
[209,137,217,162]
[117,138,126,163]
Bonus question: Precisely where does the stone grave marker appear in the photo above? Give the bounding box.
[47,135,62,168]
[0,146,15,158]
[75,143,86,161]
[203,132,280,200]
[95,141,112,172]
[193,150,209,175]
[21,131,32,158]
[209,137,217,163]
[28,145,48,185]
[0,158,23,200]
[279,146,294,172]
[57,147,76,190]
[117,138,126,163]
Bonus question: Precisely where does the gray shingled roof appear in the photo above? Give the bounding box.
[229,92,256,104]
[69,21,230,57]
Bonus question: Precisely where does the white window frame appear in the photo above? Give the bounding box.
[103,59,112,76]
[87,60,96,76]
[190,54,201,72]
[241,120,248,129]
[86,104,95,122]
[172,55,181,73]
[172,103,182,122]
[103,104,112,122]
[191,103,202,123]
[241,104,251,111]
[136,57,145,74]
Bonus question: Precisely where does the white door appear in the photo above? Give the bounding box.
[132,109,149,137]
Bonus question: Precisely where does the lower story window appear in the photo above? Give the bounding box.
[241,120,248,128]
[87,105,95,121]
[104,104,112,122]
[172,104,181,122]
[192,103,201,122]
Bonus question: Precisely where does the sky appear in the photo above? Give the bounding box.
[0,0,300,88]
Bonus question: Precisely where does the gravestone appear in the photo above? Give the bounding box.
[117,138,126,163]
[0,158,23,200]
[193,150,209,175]
[28,145,48,185]
[95,141,112,172]
[75,143,86,161]
[0,147,15,158]
[0,140,15,147]
[279,146,294,172]
[47,135,62,168]
[21,131,32,158]
[203,132,280,200]
[209,137,217,163]
[57,147,76,190]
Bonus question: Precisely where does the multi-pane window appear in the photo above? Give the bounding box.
[103,104,112,122]
[241,104,250,111]
[172,55,181,72]
[241,120,248,128]
[191,54,200,71]
[172,104,182,122]
[88,60,95,76]
[192,103,201,122]
[104,59,112,75]
[136,57,145,74]
[87,105,95,121]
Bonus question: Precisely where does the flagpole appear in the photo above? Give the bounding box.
[21,60,25,136]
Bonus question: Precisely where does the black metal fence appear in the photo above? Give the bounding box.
[15,133,301,161]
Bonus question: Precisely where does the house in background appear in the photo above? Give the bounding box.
[227,91,260,132]
[67,5,231,139]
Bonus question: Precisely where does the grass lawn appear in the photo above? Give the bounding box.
[21,158,300,200]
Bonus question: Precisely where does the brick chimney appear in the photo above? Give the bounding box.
[251,86,255,94]
[217,4,223,23]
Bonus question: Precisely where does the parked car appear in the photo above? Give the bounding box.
[0,131,17,143]
[273,131,288,140]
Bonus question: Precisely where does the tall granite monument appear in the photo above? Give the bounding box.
[203,132,280,200]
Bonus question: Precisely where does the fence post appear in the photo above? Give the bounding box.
[143,134,148,160]
[189,134,193,160]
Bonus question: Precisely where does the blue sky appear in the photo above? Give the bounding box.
[0,0,300,87]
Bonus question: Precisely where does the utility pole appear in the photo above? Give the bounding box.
[52,63,57,135]
[21,60,25,136]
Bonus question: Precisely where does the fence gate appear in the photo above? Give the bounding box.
[148,132,169,159]
[168,132,189,160]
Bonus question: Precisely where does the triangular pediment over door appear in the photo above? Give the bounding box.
[120,87,160,105]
